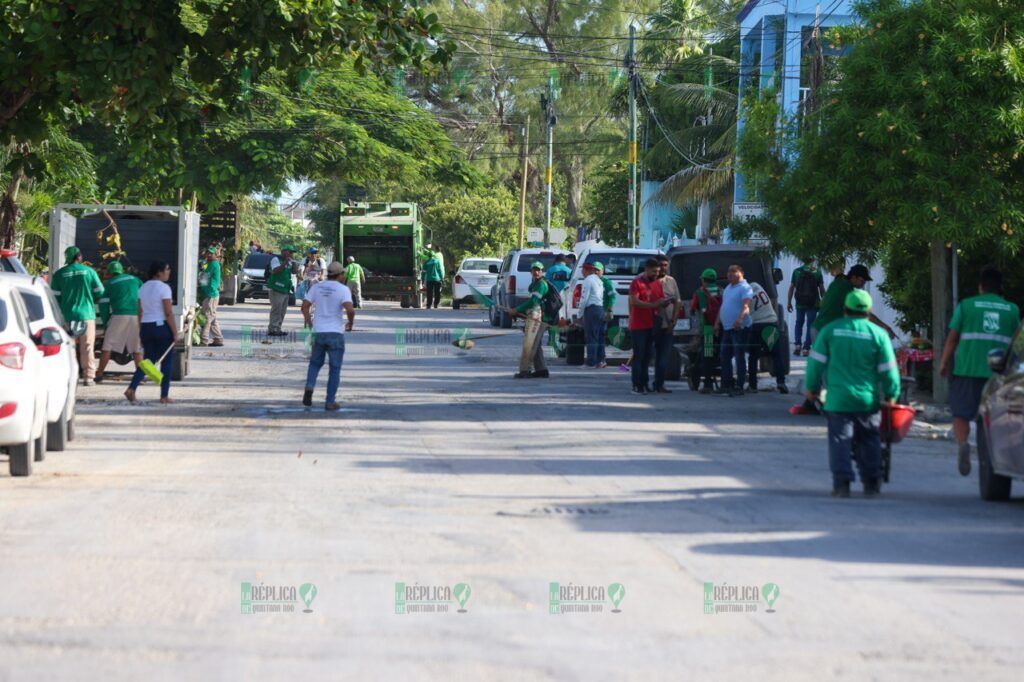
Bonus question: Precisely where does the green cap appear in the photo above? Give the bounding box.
[106,261,123,275]
[281,244,295,253]
[701,267,717,281]
[593,261,604,271]
[530,261,544,270]
[845,288,873,313]
[64,245,81,263]
[207,245,219,254]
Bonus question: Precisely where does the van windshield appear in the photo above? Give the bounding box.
[243,254,273,270]
[582,252,655,277]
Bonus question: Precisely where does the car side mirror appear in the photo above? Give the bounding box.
[772,267,784,285]
[488,264,499,274]
[33,328,62,346]
[987,348,1007,373]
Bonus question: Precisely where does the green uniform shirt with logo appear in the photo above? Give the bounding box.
[806,317,900,413]
[422,258,443,282]
[51,263,105,321]
[199,259,221,300]
[99,274,143,321]
[516,278,556,323]
[949,293,1021,378]
[267,258,294,294]
[812,276,854,332]
[601,276,616,311]
[345,262,364,284]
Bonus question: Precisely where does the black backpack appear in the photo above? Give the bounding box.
[541,280,563,320]
[794,268,820,307]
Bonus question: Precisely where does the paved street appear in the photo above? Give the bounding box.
[1,302,1022,681]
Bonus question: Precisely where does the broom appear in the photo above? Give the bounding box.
[138,343,175,385]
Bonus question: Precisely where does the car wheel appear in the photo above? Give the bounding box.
[9,436,33,476]
[499,307,512,329]
[47,405,69,452]
[67,412,76,441]
[489,305,499,327]
[237,293,246,304]
[33,423,47,462]
[453,300,461,310]
[977,417,1012,501]
[566,328,585,366]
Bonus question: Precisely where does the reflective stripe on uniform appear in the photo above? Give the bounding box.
[961,332,1013,344]
[877,361,896,373]
[808,350,828,363]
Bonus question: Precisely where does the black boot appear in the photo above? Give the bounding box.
[302,388,313,407]
[531,369,550,378]
[831,481,851,498]
[863,479,881,497]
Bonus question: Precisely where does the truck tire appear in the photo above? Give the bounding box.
[453,300,461,310]
[412,292,423,309]
[9,435,33,477]
[489,305,500,327]
[47,402,69,452]
[977,418,1012,501]
[400,294,410,309]
[499,308,512,329]
[566,328,585,366]
[172,345,190,381]
[67,411,76,441]
[666,347,682,382]
[237,293,246,304]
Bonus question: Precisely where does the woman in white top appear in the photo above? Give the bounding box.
[126,261,178,404]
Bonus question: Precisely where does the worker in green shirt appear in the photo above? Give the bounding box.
[939,266,1021,477]
[198,246,224,346]
[267,245,298,336]
[806,289,900,498]
[51,246,105,385]
[812,263,894,339]
[422,252,444,309]
[344,256,365,308]
[509,261,552,379]
[96,262,143,382]
[595,262,616,315]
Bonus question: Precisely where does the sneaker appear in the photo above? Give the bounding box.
[514,371,532,379]
[699,384,713,395]
[83,379,95,387]
[793,345,803,356]
[777,382,790,394]
[302,388,313,407]
[863,479,881,497]
[631,386,646,394]
[654,386,672,394]
[831,482,851,498]
[211,340,225,347]
[729,387,745,397]
[197,340,209,347]
[596,362,608,369]
[94,374,105,384]
[712,386,732,396]
[325,402,341,411]
[957,442,971,476]
[531,369,550,378]
[802,347,811,356]
[747,384,758,394]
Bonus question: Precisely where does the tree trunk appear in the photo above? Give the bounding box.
[0,165,25,250]
[931,239,950,402]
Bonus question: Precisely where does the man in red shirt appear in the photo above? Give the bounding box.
[628,258,670,394]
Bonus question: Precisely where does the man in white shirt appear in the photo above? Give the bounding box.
[579,262,607,368]
[301,261,355,411]
[746,280,789,394]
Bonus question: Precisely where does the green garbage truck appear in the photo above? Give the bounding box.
[338,202,431,308]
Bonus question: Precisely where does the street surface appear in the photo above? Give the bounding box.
[1,302,1022,681]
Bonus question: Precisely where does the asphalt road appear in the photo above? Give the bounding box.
[1,301,1022,681]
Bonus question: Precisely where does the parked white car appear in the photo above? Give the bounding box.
[0,279,48,476]
[452,257,501,310]
[3,274,77,451]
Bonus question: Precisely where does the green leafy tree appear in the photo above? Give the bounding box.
[424,184,522,269]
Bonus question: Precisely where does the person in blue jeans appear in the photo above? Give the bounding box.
[787,260,825,354]
[126,261,177,404]
[301,262,356,411]
[716,264,753,397]
[578,262,607,367]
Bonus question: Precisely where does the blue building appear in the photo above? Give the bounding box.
[733,0,855,205]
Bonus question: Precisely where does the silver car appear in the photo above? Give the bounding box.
[977,321,1024,500]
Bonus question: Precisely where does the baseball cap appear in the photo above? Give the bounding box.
[281,244,295,253]
[582,262,596,270]
[593,261,604,272]
[308,246,319,253]
[701,267,717,280]
[106,261,123,275]
[207,245,218,254]
[845,289,873,312]
[64,245,81,263]
[327,261,346,277]
[531,261,544,270]
[847,264,872,281]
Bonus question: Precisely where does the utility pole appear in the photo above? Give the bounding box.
[627,24,638,247]
[541,75,556,248]
[517,115,530,249]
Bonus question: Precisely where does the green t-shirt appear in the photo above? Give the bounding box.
[949,293,1021,378]
[422,258,443,282]
[345,262,364,284]
[516,278,554,322]
[51,263,105,322]
[601,276,616,311]
[806,316,900,413]
[812,276,854,332]
[199,259,221,300]
[100,274,143,316]
[267,257,294,294]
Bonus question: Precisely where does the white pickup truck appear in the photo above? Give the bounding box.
[557,244,663,365]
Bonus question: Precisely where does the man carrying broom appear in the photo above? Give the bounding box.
[509,261,554,379]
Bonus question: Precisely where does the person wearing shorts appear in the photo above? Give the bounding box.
[96,262,143,382]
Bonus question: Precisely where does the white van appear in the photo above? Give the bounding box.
[488,248,574,328]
